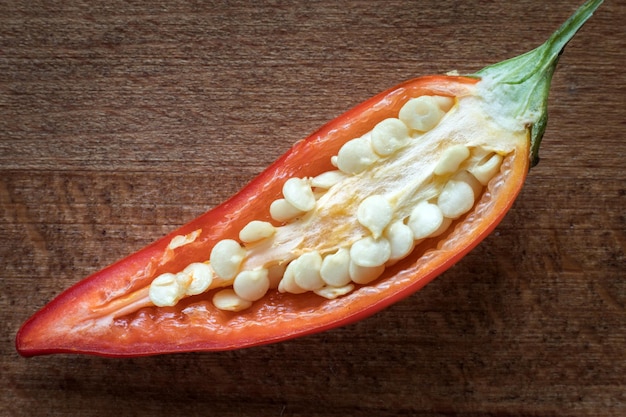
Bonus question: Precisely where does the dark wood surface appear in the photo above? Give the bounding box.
[2,1,624,416]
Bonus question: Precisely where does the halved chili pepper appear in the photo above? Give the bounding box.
[16,0,602,357]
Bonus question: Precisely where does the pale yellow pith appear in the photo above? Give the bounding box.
[243,95,522,268]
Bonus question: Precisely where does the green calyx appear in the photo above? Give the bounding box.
[473,0,603,167]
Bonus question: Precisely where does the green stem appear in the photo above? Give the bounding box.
[474,0,603,167]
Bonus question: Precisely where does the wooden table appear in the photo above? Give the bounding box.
[2,1,624,415]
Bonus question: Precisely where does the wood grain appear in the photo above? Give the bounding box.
[2,1,624,416]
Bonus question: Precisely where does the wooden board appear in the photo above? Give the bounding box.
[2,1,624,415]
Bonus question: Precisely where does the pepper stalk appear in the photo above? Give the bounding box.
[474,0,603,167]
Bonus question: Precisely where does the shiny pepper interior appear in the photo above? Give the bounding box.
[147,93,513,312]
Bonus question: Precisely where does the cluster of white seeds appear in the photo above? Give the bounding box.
[148,94,506,312]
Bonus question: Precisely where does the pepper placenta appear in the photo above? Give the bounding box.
[16,0,603,357]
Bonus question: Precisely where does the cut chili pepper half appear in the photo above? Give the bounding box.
[17,0,603,357]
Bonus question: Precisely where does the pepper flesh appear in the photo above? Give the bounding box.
[16,0,602,357]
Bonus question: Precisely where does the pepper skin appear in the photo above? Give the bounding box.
[16,0,602,357]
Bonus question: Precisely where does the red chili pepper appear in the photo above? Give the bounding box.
[16,0,602,357]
